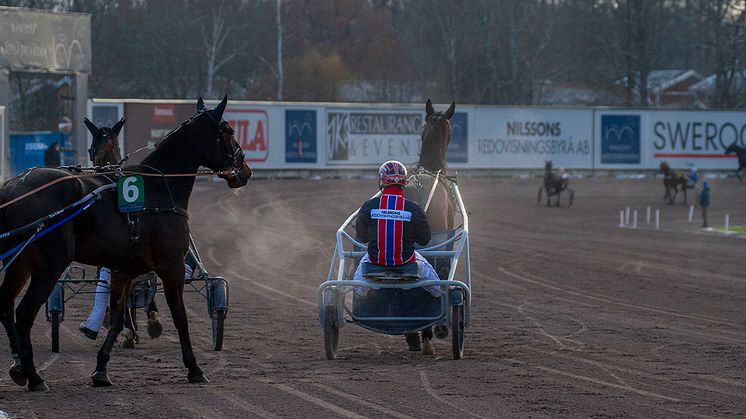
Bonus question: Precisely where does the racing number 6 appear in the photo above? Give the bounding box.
[122,177,139,203]
[117,175,145,213]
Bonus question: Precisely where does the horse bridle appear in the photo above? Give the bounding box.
[201,110,246,176]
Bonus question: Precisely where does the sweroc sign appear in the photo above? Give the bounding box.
[647,110,746,168]
[224,109,269,162]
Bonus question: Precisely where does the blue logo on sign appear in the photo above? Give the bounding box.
[601,115,640,164]
[447,112,468,163]
[286,110,317,163]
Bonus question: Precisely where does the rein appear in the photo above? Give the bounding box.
[0,168,236,211]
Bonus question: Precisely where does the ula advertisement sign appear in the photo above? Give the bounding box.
[224,108,269,162]
[472,108,593,168]
[326,109,423,165]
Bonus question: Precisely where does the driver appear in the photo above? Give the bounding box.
[353,160,441,355]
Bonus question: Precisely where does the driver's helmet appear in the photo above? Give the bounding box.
[379,160,407,189]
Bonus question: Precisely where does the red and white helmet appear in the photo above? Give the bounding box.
[379,160,407,189]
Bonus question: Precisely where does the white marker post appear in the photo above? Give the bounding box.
[619,210,625,227]
[725,214,730,232]
[655,209,660,230]
[633,210,638,228]
[625,207,630,226]
[646,206,651,224]
[688,205,694,222]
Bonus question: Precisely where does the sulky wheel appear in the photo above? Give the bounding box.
[50,312,61,353]
[211,310,226,351]
[323,304,340,360]
[452,304,465,360]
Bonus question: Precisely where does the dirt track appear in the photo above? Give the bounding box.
[1,176,745,418]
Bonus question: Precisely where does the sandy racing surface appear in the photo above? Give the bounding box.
[1,176,745,418]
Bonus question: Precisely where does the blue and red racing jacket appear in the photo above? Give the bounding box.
[355,186,431,266]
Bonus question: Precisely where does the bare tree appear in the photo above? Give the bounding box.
[201,0,243,98]
[692,0,746,107]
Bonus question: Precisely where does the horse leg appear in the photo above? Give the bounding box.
[122,305,137,349]
[92,271,133,386]
[537,185,543,203]
[146,298,162,339]
[546,189,551,207]
[158,270,206,383]
[15,265,67,391]
[568,188,575,206]
[0,263,30,386]
[555,191,561,207]
[682,187,687,205]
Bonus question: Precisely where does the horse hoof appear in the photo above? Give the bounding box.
[188,373,209,384]
[9,365,27,386]
[434,325,449,339]
[147,312,163,339]
[28,379,49,392]
[122,328,136,349]
[91,371,112,387]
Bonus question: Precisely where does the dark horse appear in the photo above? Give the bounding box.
[659,161,688,204]
[402,99,456,353]
[724,143,746,180]
[0,96,251,390]
[537,160,574,206]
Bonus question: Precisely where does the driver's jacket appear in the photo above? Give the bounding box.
[355,187,431,266]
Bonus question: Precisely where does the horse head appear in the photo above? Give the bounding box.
[85,117,124,166]
[191,95,252,188]
[419,99,455,172]
[725,143,738,155]
[545,160,553,172]
[659,161,671,174]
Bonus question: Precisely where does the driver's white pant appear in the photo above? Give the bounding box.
[353,251,442,297]
[84,267,111,332]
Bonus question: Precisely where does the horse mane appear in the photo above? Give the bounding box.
[140,115,198,167]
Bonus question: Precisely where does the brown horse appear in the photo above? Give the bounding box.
[537,160,574,207]
[0,96,251,391]
[659,162,688,204]
[402,99,456,353]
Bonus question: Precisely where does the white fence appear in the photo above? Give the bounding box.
[89,99,746,170]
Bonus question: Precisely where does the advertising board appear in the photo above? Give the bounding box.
[646,110,746,169]
[472,108,593,168]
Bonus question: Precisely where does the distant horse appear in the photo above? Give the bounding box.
[724,143,746,180]
[659,161,688,204]
[0,96,251,391]
[403,99,456,351]
[85,117,124,166]
[537,160,574,206]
